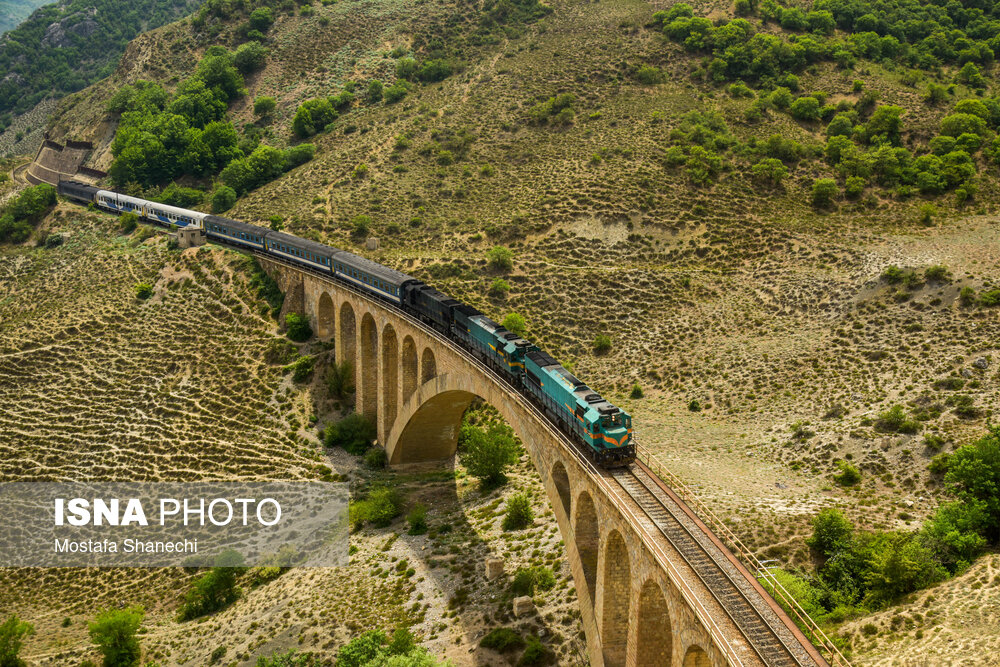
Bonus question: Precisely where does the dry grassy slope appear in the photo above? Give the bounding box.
[0,210,585,666]
[18,0,1000,662]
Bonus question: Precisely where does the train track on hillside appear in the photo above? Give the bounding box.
[611,464,818,666]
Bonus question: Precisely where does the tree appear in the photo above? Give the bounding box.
[864,105,903,145]
[459,423,520,487]
[956,62,985,88]
[211,186,237,213]
[502,313,526,337]
[750,158,788,186]
[324,413,375,455]
[178,552,244,621]
[790,96,820,121]
[806,508,853,557]
[233,42,268,74]
[826,113,853,137]
[944,425,1000,541]
[367,79,383,103]
[89,607,144,667]
[940,113,986,138]
[0,614,33,667]
[254,96,277,118]
[811,178,838,207]
[503,492,534,530]
[486,245,513,272]
[285,313,312,342]
[249,8,274,32]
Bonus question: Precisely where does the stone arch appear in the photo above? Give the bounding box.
[420,347,436,384]
[317,292,335,339]
[637,579,673,667]
[601,530,631,667]
[683,645,711,667]
[389,384,476,463]
[360,313,378,422]
[338,301,357,394]
[574,491,599,602]
[401,336,418,403]
[382,323,399,434]
[552,461,571,518]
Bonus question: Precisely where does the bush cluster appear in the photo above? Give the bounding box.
[0,183,56,244]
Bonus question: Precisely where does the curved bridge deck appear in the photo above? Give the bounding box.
[254,250,848,667]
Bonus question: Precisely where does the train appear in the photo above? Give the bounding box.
[57,180,635,465]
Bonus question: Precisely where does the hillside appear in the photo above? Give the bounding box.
[0,0,50,35]
[4,0,1000,663]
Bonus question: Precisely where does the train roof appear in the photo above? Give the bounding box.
[265,229,338,257]
[144,200,209,219]
[205,214,270,236]
[335,249,416,286]
[96,189,146,206]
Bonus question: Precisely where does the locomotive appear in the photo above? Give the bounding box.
[57,180,635,465]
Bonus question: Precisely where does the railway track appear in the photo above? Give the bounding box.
[611,464,818,666]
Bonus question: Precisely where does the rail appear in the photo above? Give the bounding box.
[637,446,852,666]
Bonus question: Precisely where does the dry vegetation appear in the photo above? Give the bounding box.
[4,0,1000,662]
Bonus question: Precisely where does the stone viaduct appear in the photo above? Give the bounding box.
[261,257,831,667]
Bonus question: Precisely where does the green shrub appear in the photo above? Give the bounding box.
[366,487,403,528]
[407,503,428,535]
[90,607,144,666]
[363,448,387,470]
[350,214,371,241]
[593,334,612,354]
[134,283,153,300]
[119,211,139,234]
[178,553,243,621]
[688,399,701,412]
[325,413,375,455]
[289,356,315,383]
[489,278,511,297]
[959,286,977,306]
[875,405,919,434]
[510,566,555,597]
[833,460,861,486]
[503,492,534,531]
[326,361,355,399]
[924,265,951,282]
[811,178,838,207]
[255,649,310,666]
[750,157,787,186]
[517,636,551,666]
[980,289,1000,307]
[480,628,524,651]
[0,614,34,667]
[460,423,520,487]
[285,313,312,342]
[254,96,276,117]
[487,245,513,272]
[630,383,644,399]
[635,65,665,84]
